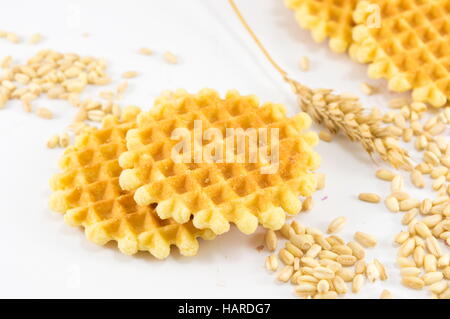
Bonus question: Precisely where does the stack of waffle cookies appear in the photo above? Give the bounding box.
[286,0,450,107]
[50,89,320,259]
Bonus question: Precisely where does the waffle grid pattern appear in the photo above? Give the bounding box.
[49,106,215,259]
[351,0,450,107]
[285,0,359,53]
[119,89,320,235]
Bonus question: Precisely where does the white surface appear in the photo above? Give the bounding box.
[0,0,436,299]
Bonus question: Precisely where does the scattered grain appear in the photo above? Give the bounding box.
[354,232,377,248]
[358,193,380,203]
[336,255,357,266]
[374,259,388,281]
[47,135,59,149]
[402,276,425,290]
[380,289,392,299]
[399,198,420,211]
[366,262,379,282]
[352,274,364,293]
[360,82,375,95]
[59,133,70,148]
[411,170,425,188]
[327,216,347,234]
[29,33,42,45]
[163,51,178,64]
[265,229,277,251]
[6,32,20,44]
[265,254,278,271]
[375,169,396,181]
[36,107,53,119]
[385,196,400,213]
[299,56,310,71]
[279,248,295,266]
[117,81,128,96]
[302,196,313,212]
[319,130,332,142]
[122,71,138,79]
[277,266,294,282]
[138,47,153,55]
[391,175,404,192]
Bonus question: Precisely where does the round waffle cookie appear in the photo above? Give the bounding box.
[285,0,359,53]
[119,89,320,235]
[351,0,450,107]
[49,106,215,259]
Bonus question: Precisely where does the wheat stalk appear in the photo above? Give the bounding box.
[228,0,413,170]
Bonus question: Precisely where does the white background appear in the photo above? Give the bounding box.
[0,0,438,298]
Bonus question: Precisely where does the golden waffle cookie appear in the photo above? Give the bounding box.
[285,0,359,53]
[119,89,320,235]
[49,106,215,259]
[351,0,450,107]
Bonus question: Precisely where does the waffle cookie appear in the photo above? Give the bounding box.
[351,0,450,107]
[285,0,359,53]
[49,106,215,259]
[119,89,320,235]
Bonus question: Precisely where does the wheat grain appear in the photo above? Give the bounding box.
[265,230,277,251]
[327,216,347,234]
[354,232,377,248]
[319,130,332,142]
[400,198,420,211]
[336,255,357,266]
[374,259,388,281]
[59,133,70,148]
[305,244,322,258]
[277,266,294,282]
[411,170,425,188]
[47,135,59,149]
[279,248,295,266]
[265,254,278,271]
[394,231,410,245]
[358,193,380,203]
[29,33,42,45]
[291,221,305,235]
[366,262,380,282]
[397,257,416,268]
[285,242,303,258]
[352,274,364,293]
[380,289,392,299]
[122,71,138,79]
[425,255,438,273]
[302,196,313,212]
[138,47,153,55]
[402,210,418,225]
[331,244,352,256]
[423,272,444,285]
[36,107,53,119]
[389,98,408,109]
[438,255,450,268]
[375,169,396,181]
[426,237,442,258]
[316,173,326,190]
[279,224,294,240]
[399,238,416,257]
[6,32,20,44]
[391,175,404,192]
[414,247,425,267]
[385,196,400,212]
[299,56,310,71]
[360,82,375,95]
[429,280,448,294]
[163,51,178,64]
[402,276,425,290]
